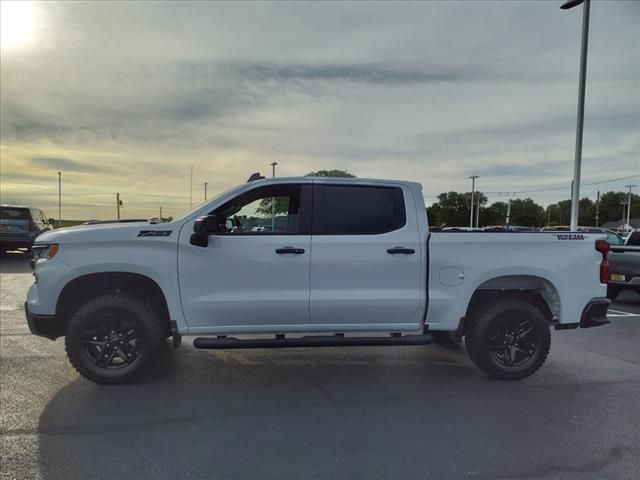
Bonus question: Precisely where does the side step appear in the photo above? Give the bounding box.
[193,334,434,350]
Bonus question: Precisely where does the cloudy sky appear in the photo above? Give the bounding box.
[1,0,638,219]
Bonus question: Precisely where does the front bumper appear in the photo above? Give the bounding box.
[555,298,611,330]
[24,302,63,340]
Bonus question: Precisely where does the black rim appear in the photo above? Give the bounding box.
[83,312,140,369]
[487,314,539,367]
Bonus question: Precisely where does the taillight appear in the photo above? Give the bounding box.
[595,239,610,284]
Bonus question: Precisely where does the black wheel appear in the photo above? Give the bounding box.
[465,296,551,381]
[65,294,165,385]
[607,286,620,301]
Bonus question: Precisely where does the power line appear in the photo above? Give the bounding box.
[484,174,639,195]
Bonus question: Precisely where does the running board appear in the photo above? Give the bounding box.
[193,334,434,350]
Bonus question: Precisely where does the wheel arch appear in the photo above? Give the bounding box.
[56,272,172,337]
[461,275,560,336]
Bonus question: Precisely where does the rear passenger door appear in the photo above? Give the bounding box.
[309,184,423,330]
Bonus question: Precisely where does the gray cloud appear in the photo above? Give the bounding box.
[30,157,107,173]
[229,62,470,85]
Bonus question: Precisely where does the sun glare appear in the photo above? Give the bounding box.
[1,1,38,49]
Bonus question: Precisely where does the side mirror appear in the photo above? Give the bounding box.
[190,214,219,247]
[48,218,56,225]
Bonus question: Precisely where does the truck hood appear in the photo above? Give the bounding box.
[35,221,176,244]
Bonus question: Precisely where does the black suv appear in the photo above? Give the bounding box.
[0,205,53,251]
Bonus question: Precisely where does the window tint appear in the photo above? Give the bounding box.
[0,208,30,220]
[318,185,405,235]
[212,184,305,235]
[606,232,624,245]
[626,231,640,246]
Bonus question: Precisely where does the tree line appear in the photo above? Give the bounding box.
[427,190,639,228]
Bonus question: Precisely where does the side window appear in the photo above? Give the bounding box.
[29,209,40,224]
[212,184,305,235]
[316,185,405,235]
[606,232,623,245]
[626,231,640,246]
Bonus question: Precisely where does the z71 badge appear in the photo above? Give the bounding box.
[556,234,585,240]
[137,230,172,237]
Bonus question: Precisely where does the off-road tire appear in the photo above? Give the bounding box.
[465,296,551,381]
[65,293,165,385]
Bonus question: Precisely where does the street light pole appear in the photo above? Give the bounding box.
[270,162,278,232]
[625,185,636,232]
[468,175,479,228]
[189,164,193,209]
[204,182,208,201]
[57,171,61,228]
[561,0,590,231]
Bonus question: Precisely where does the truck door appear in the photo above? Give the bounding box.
[178,183,312,331]
[309,184,424,330]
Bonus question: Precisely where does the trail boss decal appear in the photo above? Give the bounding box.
[556,234,585,240]
[137,230,172,237]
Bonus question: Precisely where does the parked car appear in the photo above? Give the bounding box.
[26,176,610,385]
[0,205,53,252]
[607,229,640,300]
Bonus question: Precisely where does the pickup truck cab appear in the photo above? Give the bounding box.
[25,176,611,384]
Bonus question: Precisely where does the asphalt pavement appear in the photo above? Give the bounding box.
[1,252,639,480]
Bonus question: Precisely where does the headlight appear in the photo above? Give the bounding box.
[32,244,59,261]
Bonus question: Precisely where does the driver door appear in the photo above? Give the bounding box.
[178,183,312,332]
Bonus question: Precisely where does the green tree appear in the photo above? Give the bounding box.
[508,198,545,227]
[481,201,508,226]
[428,191,486,227]
[597,191,639,225]
[304,169,356,178]
[255,197,289,216]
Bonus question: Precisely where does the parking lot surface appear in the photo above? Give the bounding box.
[1,252,639,480]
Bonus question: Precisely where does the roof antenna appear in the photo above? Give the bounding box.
[247,172,265,182]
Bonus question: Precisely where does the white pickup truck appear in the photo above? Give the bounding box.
[25,176,611,384]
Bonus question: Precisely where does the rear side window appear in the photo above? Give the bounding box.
[314,185,405,235]
[0,208,30,220]
[626,231,640,246]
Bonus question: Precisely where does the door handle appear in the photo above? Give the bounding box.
[387,247,415,254]
[275,247,305,254]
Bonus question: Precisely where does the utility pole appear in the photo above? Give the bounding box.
[625,185,636,233]
[270,162,278,232]
[469,175,479,228]
[595,189,600,227]
[475,192,481,228]
[159,206,163,219]
[116,193,122,219]
[561,0,590,231]
[547,208,551,227]
[204,182,208,201]
[57,171,61,228]
[506,199,512,227]
[189,164,194,209]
